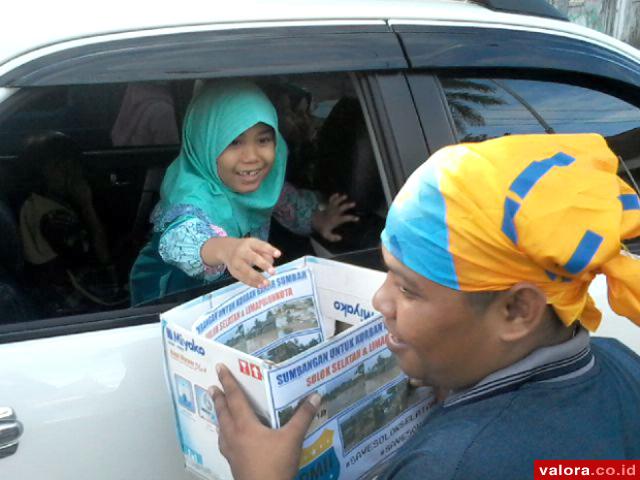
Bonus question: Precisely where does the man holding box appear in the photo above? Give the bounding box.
[211,133,640,480]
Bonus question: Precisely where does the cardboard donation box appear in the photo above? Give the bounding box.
[161,256,435,480]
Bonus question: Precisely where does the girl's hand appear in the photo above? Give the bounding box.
[204,237,281,288]
[210,364,320,480]
[311,193,359,242]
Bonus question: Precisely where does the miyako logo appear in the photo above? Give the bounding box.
[333,301,375,320]
[166,327,206,356]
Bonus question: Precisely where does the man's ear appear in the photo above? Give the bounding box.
[496,283,549,342]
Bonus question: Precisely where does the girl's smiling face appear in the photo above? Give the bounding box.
[217,122,276,193]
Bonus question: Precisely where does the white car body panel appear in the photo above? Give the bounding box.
[0,324,192,480]
[589,275,640,353]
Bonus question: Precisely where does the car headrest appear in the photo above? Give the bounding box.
[0,274,36,323]
[0,199,24,276]
[314,97,384,212]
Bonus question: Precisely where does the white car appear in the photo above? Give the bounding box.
[1,1,639,479]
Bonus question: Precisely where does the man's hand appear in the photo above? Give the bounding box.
[312,193,358,242]
[211,364,320,480]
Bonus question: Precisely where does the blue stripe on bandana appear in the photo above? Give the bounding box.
[509,152,575,200]
[619,194,640,211]
[564,230,604,275]
[381,161,459,290]
[501,197,521,244]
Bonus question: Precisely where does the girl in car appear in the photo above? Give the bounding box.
[129,80,357,306]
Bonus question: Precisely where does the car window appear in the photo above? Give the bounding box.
[438,74,640,252]
[439,76,640,142]
[0,73,386,325]
[0,84,183,156]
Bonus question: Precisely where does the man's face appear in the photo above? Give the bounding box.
[372,247,502,391]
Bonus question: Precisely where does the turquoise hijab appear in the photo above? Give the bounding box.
[152,80,287,236]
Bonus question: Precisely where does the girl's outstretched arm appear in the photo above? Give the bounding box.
[201,237,281,288]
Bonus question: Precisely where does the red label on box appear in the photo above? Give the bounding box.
[238,359,263,381]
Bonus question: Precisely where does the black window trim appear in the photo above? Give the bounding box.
[407,67,640,152]
[355,71,429,199]
[394,25,640,89]
[0,304,166,344]
[1,24,408,87]
[406,73,457,156]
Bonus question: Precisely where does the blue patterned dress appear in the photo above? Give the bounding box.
[130,183,319,305]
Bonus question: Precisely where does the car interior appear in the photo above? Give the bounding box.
[2,70,640,325]
[0,73,388,323]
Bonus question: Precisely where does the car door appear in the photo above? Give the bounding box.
[0,21,421,479]
[395,21,640,353]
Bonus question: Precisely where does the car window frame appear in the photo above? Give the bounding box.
[355,72,430,201]
[396,22,640,166]
[394,24,640,88]
[0,26,425,343]
[1,23,407,87]
[408,68,640,154]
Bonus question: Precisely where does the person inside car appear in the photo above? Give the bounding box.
[19,131,122,315]
[111,82,180,147]
[263,82,316,178]
[129,80,358,305]
[210,133,640,480]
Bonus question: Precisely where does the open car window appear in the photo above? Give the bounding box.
[0,73,387,326]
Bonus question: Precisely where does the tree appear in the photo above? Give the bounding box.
[440,78,505,140]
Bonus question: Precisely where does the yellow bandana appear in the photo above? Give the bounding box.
[382,134,640,331]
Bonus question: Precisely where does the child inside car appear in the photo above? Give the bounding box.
[19,131,124,316]
[129,80,358,306]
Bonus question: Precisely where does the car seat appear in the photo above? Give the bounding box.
[0,199,37,322]
[311,97,386,255]
[131,165,166,242]
[0,199,24,276]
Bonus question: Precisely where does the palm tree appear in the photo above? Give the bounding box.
[440,78,506,140]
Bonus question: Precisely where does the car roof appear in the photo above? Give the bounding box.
[2,0,639,71]
[5,0,474,66]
